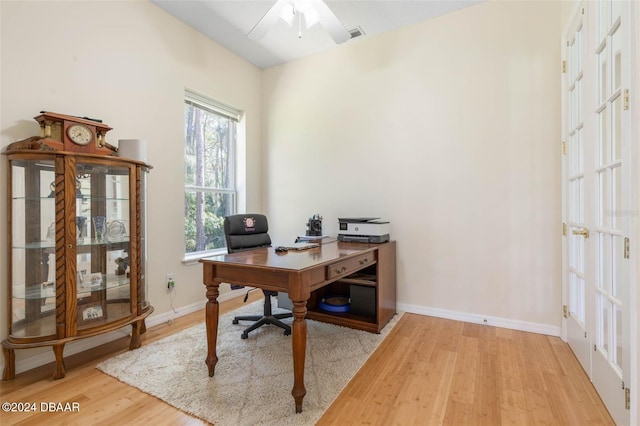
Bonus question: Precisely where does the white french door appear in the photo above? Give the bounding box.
[591,2,631,424]
[562,2,632,424]
[565,9,591,372]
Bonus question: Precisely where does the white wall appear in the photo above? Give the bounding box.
[0,0,564,373]
[262,0,562,332]
[0,1,261,370]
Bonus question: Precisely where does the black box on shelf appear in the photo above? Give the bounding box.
[349,284,376,318]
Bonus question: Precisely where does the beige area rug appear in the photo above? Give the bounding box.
[97,300,402,425]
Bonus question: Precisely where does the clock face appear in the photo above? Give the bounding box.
[67,124,93,146]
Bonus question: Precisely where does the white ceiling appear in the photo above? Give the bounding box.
[151,0,483,69]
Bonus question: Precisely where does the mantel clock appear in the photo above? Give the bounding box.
[12,111,118,155]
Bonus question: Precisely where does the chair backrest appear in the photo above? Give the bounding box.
[223,214,272,254]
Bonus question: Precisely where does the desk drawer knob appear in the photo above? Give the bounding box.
[359,258,369,265]
[335,266,347,274]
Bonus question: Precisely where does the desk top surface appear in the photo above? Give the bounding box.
[200,241,385,272]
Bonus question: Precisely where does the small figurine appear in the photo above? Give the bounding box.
[115,255,129,276]
[306,214,323,236]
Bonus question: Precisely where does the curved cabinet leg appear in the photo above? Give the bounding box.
[2,346,15,381]
[130,320,142,350]
[52,344,66,380]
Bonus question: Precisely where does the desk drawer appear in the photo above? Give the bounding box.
[327,252,376,280]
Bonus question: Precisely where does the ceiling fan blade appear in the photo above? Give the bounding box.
[247,0,288,40]
[313,1,351,44]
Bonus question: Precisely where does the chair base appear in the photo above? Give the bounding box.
[233,313,292,339]
[233,292,292,339]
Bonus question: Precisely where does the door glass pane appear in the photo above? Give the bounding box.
[575,78,582,125]
[599,1,610,40]
[578,277,585,323]
[599,294,609,353]
[569,179,582,224]
[612,95,622,161]
[613,235,623,298]
[578,231,584,272]
[570,273,577,313]
[611,0,621,25]
[599,47,608,103]
[612,166,621,229]
[598,171,609,228]
[614,303,622,368]
[569,135,574,176]
[577,128,583,174]
[598,233,612,290]
[599,109,608,165]
[611,27,621,91]
[578,177,584,223]
[576,25,582,72]
[570,39,576,80]
[570,87,576,128]
[570,273,586,325]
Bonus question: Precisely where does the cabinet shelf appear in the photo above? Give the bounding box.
[306,242,396,334]
[12,196,130,202]
[15,238,131,250]
[336,274,377,287]
[307,309,380,333]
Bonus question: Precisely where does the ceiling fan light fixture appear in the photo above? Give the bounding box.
[279,3,295,26]
[248,0,351,45]
[278,1,320,31]
[303,8,320,29]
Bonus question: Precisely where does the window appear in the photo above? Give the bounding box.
[184,90,239,256]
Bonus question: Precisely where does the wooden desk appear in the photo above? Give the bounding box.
[200,240,396,413]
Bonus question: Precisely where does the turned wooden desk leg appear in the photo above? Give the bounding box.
[2,346,15,380]
[204,278,220,377]
[291,300,308,413]
[129,320,142,350]
[52,343,66,380]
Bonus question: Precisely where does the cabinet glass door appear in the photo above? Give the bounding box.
[10,158,57,339]
[76,161,132,330]
[140,169,149,311]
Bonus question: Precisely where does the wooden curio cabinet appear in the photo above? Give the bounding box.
[2,145,153,380]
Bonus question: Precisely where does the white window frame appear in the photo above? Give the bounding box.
[183,89,241,263]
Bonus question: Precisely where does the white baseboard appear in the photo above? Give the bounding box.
[5,294,559,376]
[397,302,561,337]
[2,290,247,376]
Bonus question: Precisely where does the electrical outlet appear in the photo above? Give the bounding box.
[167,273,175,290]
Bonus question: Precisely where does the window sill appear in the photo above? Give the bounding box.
[182,248,227,266]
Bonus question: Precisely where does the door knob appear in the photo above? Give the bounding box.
[572,228,589,238]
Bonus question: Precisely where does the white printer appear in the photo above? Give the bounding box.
[337,217,390,243]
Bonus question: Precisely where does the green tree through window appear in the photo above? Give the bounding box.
[184,92,238,254]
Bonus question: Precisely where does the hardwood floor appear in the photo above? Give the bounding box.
[318,313,613,425]
[1,297,613,425]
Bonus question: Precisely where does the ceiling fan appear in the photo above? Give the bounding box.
[247,0,351,44]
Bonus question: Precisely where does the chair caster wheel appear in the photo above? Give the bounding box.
[232,319,239,325]
[241,333,248,339]
[284,329,291,336]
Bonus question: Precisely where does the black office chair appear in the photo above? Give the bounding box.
[223,213,292,339]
